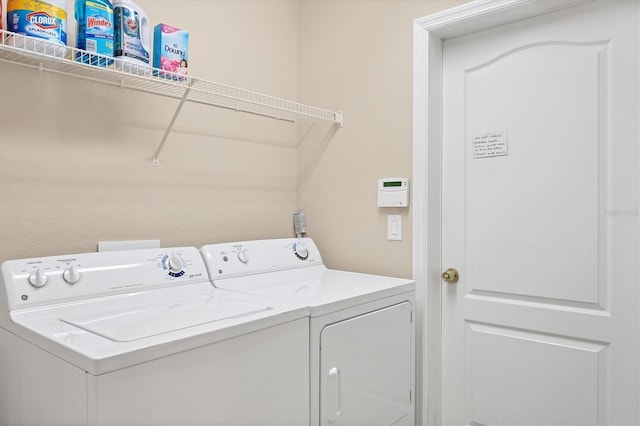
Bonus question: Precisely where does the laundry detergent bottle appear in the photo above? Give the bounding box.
[74,0,114,65]
[113,0,149,71]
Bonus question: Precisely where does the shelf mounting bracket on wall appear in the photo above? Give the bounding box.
[152,78,196,166]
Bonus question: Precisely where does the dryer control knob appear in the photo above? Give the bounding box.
[237,250,249,264]
[28,269,48,288]
[294,244,309,260]
[62,266,81,284]
[167,256,184,273]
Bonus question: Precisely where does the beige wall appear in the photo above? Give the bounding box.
[0,0,299,261]
[297,0,465,277]
[0,0,464,274]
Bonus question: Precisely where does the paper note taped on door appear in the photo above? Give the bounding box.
[473,132,508,159]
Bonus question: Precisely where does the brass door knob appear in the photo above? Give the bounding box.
[442,268,459,283]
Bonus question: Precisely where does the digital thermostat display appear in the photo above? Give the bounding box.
[378,178,409,207]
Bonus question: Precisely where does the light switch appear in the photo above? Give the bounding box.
[387,215,402,241]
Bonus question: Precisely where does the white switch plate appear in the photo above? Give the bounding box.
[387,215,402,241]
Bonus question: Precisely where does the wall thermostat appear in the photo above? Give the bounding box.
[377,178,409,207]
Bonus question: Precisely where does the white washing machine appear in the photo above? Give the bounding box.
[0,247,309,426]
[200,238,416,426]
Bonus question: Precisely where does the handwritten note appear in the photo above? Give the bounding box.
[473,132,508,159]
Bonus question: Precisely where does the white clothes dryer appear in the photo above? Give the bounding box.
[200,238,416,426]
[0,247,309,426]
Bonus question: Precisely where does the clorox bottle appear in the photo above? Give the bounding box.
[7,0,67,50]
[113,0,150,71]
[75,0,114,66]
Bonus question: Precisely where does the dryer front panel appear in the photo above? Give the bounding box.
[319,302,412,426]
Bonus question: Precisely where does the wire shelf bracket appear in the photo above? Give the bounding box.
[152,78,196,166]
[0,30,344,165]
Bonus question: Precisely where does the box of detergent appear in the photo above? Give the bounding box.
[153,23,188,79]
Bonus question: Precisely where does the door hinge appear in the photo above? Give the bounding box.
[410,389,412,402]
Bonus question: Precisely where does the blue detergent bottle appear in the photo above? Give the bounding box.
[75,0,114,66]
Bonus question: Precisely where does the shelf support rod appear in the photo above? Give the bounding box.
[152,78,196,166]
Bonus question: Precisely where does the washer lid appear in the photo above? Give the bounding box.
[59,291,272,342]
[7,283,308,375]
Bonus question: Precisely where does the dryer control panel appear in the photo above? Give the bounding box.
[201,238,323,279]
[0,247,209,312]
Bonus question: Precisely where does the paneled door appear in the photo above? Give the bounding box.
[441,1,639,424]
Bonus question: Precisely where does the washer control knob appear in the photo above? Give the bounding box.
[62,266,81,284]
[294,244,309,260]
[167,256,184,273]
[237,250,249,264]
[28,269,48,288]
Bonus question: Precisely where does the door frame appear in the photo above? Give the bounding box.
[411,1,592,424]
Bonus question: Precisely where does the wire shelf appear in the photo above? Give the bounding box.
[0,30,343,165]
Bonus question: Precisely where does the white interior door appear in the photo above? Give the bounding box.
[441,1,639,425]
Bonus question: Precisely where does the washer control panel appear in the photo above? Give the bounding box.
[201,238,323,279]
[0,247,209,311]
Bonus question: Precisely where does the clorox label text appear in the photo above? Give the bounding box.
[26,11,59,29]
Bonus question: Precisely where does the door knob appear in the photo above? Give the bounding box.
[442,268,459,283]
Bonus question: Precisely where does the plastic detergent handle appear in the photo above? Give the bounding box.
[140,9,150,52]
